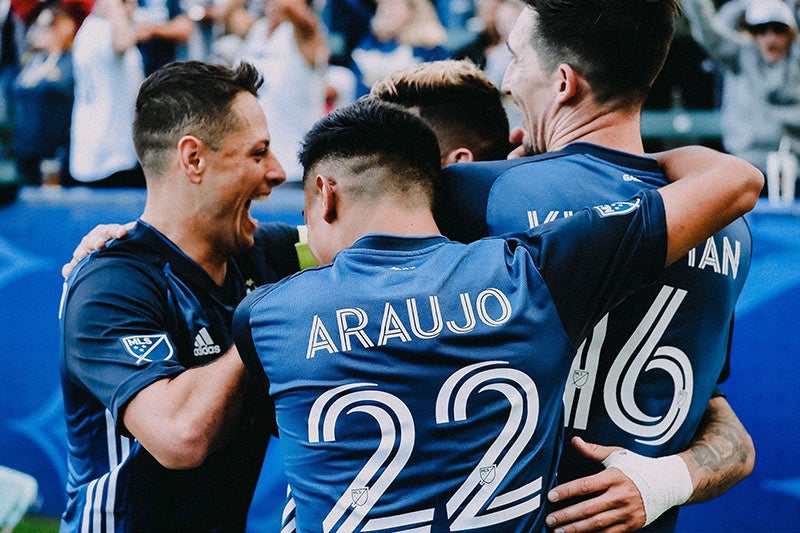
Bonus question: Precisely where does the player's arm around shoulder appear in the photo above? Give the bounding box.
[655,146,762,265]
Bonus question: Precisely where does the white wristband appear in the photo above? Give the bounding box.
[602,450,694,526]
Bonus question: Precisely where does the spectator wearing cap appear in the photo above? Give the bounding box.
[682,0,800,183]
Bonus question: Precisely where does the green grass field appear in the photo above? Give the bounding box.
[13,515,59,532]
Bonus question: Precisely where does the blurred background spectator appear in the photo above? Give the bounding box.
[3,0,800,194]
[645,13,720,112]
[11,3,75,185]
[133,0,193,74]
[323,0,373,66]
[0,0,25,133]
[234,0,329,181]
[451,0,519,87]
[349,0,448,96]
[682,0,800,187]
[69,0,145,187]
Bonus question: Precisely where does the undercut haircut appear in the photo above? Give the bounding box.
[133,61,264,176]
[525,0,680,108]
[299,99,441,207]
[370,60,511,161]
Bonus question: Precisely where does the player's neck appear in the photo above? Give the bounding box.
[141,206,229,286]
[548,105,644,155]
[344,203,440,241]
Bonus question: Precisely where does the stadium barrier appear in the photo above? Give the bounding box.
[0,186,797,531]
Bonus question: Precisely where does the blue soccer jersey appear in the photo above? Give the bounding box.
[437,142,752,531]
[59,221,273,532]
[234,189,667,533]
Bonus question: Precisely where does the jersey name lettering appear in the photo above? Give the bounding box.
[527,210,741,279]
[305,288,513,359]
[686,235,741,279]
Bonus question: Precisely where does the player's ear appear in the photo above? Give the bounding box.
[318,175,338,224]
[555,63,581,104]
[178,135,204,184]
[442,148,474,166]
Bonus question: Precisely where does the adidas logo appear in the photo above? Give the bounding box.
[194,327,221,357]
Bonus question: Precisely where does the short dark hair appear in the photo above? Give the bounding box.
[370,60,511,161]
[525,0,680,108]
[299,99,441,206]
[133,61,264,176]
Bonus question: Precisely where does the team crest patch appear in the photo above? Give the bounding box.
[351,487,369,507]
[572,370,590,388]
[121,334,174,366]
[677,389,688,407]
[593,198,641,218]
[479,465,496,485]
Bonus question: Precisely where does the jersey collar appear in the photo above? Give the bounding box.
[134,219,245,304]
[349,233,449,252]
[559,142,662,173]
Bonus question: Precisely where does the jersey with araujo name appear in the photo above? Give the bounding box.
[234,189,667,533]
[59,220,271,533]
[437,142,752,532]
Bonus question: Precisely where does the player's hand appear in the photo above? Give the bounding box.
[61,222,136,278]
[545,437,646,533]
[507,127,532,159]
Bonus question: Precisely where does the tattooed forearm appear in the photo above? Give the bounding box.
[680,396,755,504]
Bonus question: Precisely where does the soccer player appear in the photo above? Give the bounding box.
[369,59,512,165]
[59,60,511,279]
[233,98,762,532]
[59,58,754,531]
[59,61,287,531]
[435,2,756,531]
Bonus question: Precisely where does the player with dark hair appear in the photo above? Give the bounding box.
[59,60,511,283]
[233,98,761,532]
[369,59,512,164]
[59,61,286,531]
[436,2,756,531]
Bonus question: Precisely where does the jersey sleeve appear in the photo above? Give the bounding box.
[516,189,668,346]
[233,286,274,397]
[62,257,185,428]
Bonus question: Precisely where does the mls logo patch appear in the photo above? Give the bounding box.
[121,334,174,366]
[677,389,688,407]
[479,465,496,485]
[593,198,641,218]
[351,487,369,507]
[572,370,590,388]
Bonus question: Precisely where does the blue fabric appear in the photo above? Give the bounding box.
[235,191,666,532]
[438,142,753,532]
[60,221,271,532]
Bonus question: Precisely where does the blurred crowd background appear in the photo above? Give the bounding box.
[2,0,791,196]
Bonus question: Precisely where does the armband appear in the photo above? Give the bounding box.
[294,225,318,270]
[602,450,693,526]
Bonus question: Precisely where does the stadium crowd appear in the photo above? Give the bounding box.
[0,0,525,189]
[1,0,798,192]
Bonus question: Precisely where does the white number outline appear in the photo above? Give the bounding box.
[307,361,543,532]
[436,361,543,531]
[562,285,694,445]
[308,383,415,532]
